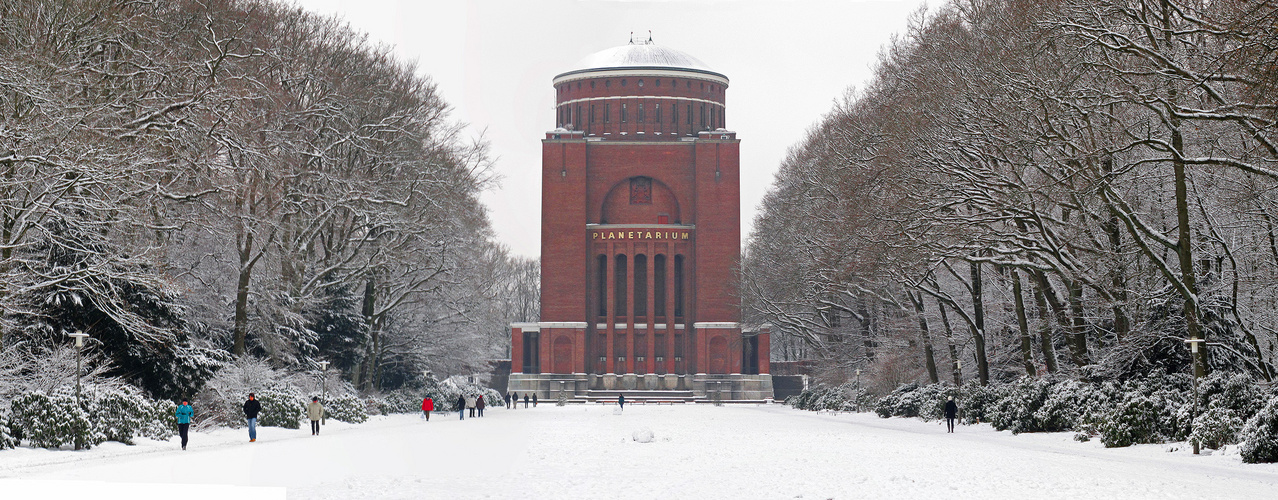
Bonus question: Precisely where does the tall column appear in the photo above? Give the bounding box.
[511,327,524,373]
[646,250,656,375]
[606,247,615,375]
[667,253,677,374]
[625,245,636,375]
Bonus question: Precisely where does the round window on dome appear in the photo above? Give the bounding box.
[638,79,644,88]
[621,79,627,87]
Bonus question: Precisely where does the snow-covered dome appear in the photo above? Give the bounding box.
[553,40,727,84]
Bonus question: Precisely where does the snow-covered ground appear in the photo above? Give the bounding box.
[3,403,1277,499]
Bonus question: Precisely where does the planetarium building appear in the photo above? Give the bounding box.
[508,38,774,402]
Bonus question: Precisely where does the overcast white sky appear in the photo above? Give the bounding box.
[291,0,930,258]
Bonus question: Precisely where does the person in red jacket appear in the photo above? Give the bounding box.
[421,396,434,421]
[477,395,485,417]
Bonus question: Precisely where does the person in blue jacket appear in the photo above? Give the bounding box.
[175,400,194,450]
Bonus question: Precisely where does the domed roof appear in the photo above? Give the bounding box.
[554,41,727,84]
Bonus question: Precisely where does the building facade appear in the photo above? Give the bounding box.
[508,38,773,401]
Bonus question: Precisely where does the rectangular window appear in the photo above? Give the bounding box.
[590,104,596,124]
[686,104,692,125]
[605,103,611,123]
[638,103,645,122]
[656,104,662,123]
[621,103,628,123]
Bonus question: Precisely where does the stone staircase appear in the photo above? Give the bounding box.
[583,390,697,404]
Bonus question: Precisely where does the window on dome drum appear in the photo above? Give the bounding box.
[655,79,660,87]
[576,82,581,89]
[655,104,662,123]
[605,103,611,123]
[638,103,644,122]
[606,80,611,87]
[576,105,582,127]
[621,103,627,123]
[591,80,596,89]
[686,80,691,88]
[638,79,644,88]
[686,104,692,125]
[590,104,596,124]
[621,79,627,87]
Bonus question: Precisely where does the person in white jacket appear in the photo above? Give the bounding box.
[307,397,324,435]
[466,395,477,418]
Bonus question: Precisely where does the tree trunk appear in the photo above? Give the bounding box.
[1067,279,1090,366]
[910,291,940,384]
[1011,270,1036,376]
[938,299,962,385]
[232,230,254,356]
[1102,155,1131,341]
[1172,126,1207,377]
[969,261,990,385]
[360,277,377,391]
[1032,285,1059,374]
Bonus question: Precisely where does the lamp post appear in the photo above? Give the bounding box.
[67,331,90,451]
[1186,338,1206,455]
[317,360,329,425]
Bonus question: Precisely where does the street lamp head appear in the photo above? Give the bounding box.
[318,360,330,370]
[67,332,90,347]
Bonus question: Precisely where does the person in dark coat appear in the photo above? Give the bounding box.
[944,396,958,433]
[457,394,466,420]
[524,393,530,408]
[244,393,262,442]
[510,392,517,409]
[175,400,193,450]
[505,392,511,409]
[618,393,625,410]
[477,395,486,417]
[532,393,538,407]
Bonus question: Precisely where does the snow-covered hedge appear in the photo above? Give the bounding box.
[324,394,368,424]
[257,385,306,429]
[5,385,177,449]
[8,389,103,449]
[0,418,14,450]
[369,377,503,414]
[790,383,870,412]
[794,372,1276,454]
[1241,394,1278,463]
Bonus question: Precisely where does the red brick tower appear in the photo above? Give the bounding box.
[509,37,772,402]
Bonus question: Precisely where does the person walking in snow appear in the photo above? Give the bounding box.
[944,396,958,433]
[308,397,324,435]
[532,393,538,407]
[618,393,625,410]
[244,393,261,442]
[524,393,530,408]
[477,395,486,417]
[466,395,477,417]
[510,392,517,409]
[175,400,193,450]
[505,392,511,409]
[457,394,466,420]
[422,396,434,421]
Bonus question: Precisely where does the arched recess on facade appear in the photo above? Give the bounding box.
[599,176,681,224]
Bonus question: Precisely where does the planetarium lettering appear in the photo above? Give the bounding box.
[592,230,690,241]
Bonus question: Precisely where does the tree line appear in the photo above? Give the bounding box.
[0,0,537,400]
[744,0,1278,391]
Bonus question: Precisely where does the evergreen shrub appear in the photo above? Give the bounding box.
[257,385,305,429]
[1190,406,1242,450]
[9,390,104,449]
[324,394,368,424]
[1100,395,1164,447]
[1240,395,1278,463]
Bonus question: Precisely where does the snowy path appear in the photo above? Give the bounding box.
[3,403,1278,499]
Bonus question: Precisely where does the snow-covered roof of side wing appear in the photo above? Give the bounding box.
[553,41,728,85]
